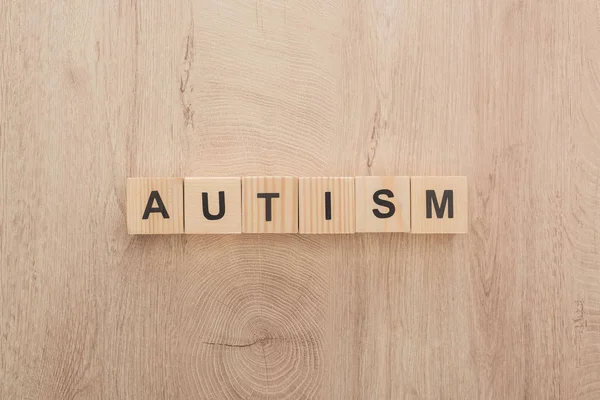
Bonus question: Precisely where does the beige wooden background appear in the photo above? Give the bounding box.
[2,1,600,399]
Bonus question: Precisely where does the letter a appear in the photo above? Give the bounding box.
[142,190,170,219]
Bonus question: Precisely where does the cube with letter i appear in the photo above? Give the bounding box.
[299,177,355,234]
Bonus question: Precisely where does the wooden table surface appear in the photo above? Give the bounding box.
[2,1,599,398]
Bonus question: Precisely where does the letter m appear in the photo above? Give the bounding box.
[426,190,454,219]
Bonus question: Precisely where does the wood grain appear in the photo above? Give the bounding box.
[2,0,600,398]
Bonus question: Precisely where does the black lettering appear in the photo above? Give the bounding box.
[202,191,225,220]
[257,193,280,222]
[142,190,170,219]
[372,189,395,218]
[325,192,332,220]
[426,189,453,219]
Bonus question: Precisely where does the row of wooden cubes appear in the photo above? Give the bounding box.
[127,176,468,234]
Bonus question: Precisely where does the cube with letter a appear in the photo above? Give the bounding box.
[126,177,184,234]
[410,176,468,234]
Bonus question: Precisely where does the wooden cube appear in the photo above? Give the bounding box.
[184,177,242,234]
[242,176,298,233]
[410,176,468,234]
[127,178,184,234]
[355,176,410,233]
[299,177,355,234]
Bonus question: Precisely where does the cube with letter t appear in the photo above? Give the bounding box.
[410,176,468,233]
[242,176,298,233]
[126,178,184,234]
